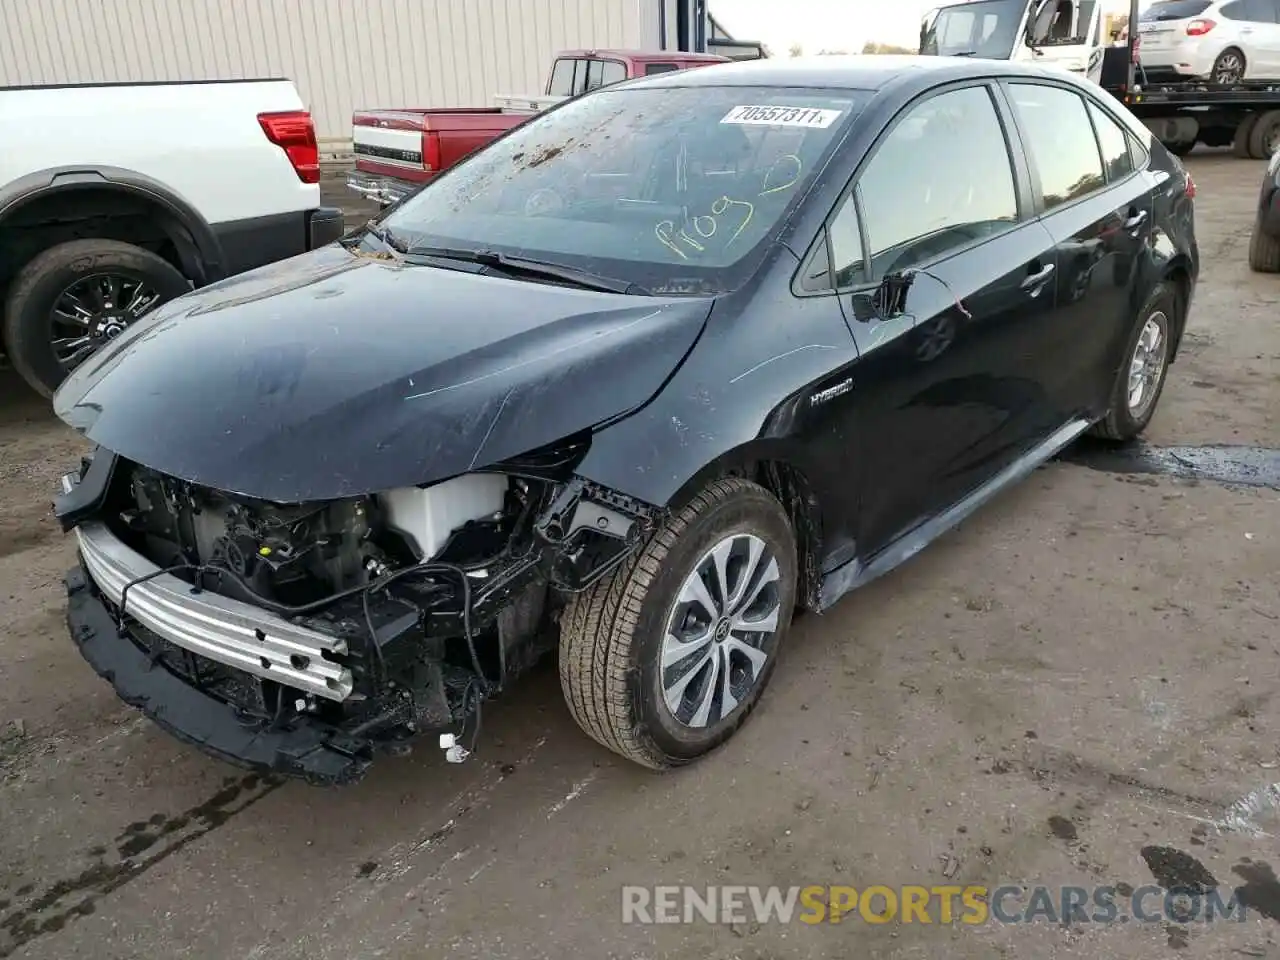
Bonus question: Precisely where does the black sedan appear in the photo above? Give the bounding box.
[51,56,1199,784]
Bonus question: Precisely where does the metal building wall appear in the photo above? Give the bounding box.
[0,0,652,148]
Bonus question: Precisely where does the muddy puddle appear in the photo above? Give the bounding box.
[1060,442,1280,490]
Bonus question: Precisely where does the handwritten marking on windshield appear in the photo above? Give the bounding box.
[760,155,802,195]
[655,196,755,260]
[717,196,755,236]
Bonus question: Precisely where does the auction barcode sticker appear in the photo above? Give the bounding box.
[720,105,843,128]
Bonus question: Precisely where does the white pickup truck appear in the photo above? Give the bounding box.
[0,78,345,396]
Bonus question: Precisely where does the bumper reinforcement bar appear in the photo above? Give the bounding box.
[62,475,354,701]
[66,568,372,784]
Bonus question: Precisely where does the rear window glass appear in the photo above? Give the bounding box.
[1007,83,1106,210]
[1140,0,1212,20]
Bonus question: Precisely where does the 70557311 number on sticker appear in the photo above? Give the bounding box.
[719,105,844,128]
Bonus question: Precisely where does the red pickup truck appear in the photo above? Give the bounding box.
[346,49,730,207]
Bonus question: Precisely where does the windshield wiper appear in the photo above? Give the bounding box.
[405,245,648,295]
[364,221,408,253]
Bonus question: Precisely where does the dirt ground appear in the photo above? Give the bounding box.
[0,155,1277,960]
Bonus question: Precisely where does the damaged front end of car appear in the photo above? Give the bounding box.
[55,438,660,785]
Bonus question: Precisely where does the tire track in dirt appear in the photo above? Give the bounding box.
[0,772,281,957]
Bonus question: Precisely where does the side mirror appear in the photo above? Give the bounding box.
[851,272,915,322]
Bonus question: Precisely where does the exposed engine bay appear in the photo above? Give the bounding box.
[56,444,658,784]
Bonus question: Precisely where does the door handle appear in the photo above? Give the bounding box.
[1123,209,1148,233]
[1020,262,1055,293]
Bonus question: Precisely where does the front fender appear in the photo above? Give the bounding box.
[574,290,860,510]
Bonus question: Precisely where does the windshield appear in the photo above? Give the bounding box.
[921,0,1024,57]
[1140,0,1212,20]
[377,85,866,295]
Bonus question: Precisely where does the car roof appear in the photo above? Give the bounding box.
[555,49,729,63]
[625,54,1093,93]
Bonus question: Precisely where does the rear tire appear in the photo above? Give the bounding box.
[1210,47,1246,85]
[3,238,190,397]
[1233,115,1261,158]
[1248,214,1280,272]
[1091,282,1178,442]
[1247,110,1280,160]
[558,478,797,769]
[1166,139,1196,157]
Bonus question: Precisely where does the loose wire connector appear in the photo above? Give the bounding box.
[904,268,972,319]
[439,732,471,763]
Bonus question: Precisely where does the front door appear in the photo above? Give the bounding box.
[1001,81,1154,415]
[834,82,1065,556]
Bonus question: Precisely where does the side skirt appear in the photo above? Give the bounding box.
[817,417,1094,612]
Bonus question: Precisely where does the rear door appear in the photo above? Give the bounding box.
[830,82,1064,554]
[1001,80,1154,417]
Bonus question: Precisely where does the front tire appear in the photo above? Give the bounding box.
[3,239,190,397]
[558,478,797,769]
[1091,283,1178,441]
[1249,214,1280,272]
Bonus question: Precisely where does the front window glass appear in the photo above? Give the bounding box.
[548,59,578,97]
[828,197,866,288]
[1088,101,1135,182]
[921,0,1024,57]
[856,85,1018,279]
[380,86,867,295]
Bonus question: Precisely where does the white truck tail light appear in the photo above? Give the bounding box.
[258,110,321,184]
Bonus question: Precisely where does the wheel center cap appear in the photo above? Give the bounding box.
[713,618,731,642]
[97,317,126,339]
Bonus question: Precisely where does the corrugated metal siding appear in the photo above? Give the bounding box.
[0,0,653,147]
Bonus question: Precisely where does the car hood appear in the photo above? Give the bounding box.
[53,245,713,501]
